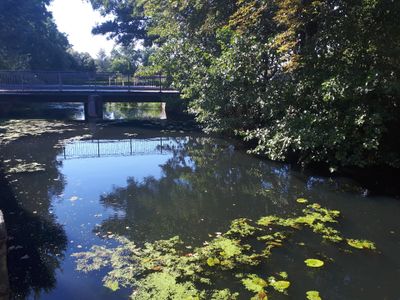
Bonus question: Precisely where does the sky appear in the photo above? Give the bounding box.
[48,0,115,57]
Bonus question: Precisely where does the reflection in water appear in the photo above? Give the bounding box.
[0,102,85,120]
[0,133,69,299]
[96,137,296,243]
[58,138,178,160]
[1,102,166,122]
[104,103,166,120]
[0,109,399,299]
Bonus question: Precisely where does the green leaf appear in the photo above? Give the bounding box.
[207,257,220,267]
[304,259,324,268]
[104,280,119,291]
[346,239,376,250]
[270,280,290,293]
[296,198,308,204]
[306,290,322,300]
[278,271,288,279]
[242,274,267,293]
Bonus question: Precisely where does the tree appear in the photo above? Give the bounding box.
[68,50,97,71]
[0,0,76,70]
[91,0,400,168]
[89,0,155,47]
[95,49,111,72]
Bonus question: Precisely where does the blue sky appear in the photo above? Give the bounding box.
[48,0,115,57]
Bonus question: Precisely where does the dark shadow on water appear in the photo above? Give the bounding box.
[0,167,67,300]
[0,127,80,299]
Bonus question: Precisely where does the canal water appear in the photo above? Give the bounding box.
[0,103,399,300]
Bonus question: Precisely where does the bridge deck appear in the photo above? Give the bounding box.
[0,71,180,102]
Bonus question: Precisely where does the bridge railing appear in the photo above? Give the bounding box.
[0,71,171,92]
[57,137,177,160]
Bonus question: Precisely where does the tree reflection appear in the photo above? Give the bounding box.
[0,133,68,299]
[104,102,164,120]
[97,137,299,244]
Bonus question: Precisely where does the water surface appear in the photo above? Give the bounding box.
[0,104,399,300]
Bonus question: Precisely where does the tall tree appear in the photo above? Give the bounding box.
[0,0,76,70]
[90,0,400,168]
[89,0,154,47]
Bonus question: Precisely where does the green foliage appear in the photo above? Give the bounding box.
[0,0,85,70]
[91,0,400,168]
[104,280,119,292]
[68,50,96,72]
[211,289,239,300]
[242,274,267,293]
[73,201,376,299]
[89,0,154,47]
[133,273,201,300]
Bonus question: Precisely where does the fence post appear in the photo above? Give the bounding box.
[159,73,162,92]
[128,73,131,92]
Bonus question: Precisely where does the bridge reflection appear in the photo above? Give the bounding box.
[58,137,181,160]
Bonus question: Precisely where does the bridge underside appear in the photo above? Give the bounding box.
[0,89,180,120]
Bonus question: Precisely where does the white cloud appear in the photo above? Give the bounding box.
[48,0,115,57]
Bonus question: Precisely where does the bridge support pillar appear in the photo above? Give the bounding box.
[85,95,103,121]
[0,211,10,300]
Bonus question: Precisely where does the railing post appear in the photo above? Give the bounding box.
[159,73,162,92]
[128,73,131,92]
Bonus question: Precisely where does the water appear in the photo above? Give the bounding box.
[0,104,399,300]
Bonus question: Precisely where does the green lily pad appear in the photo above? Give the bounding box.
[242,274,267,293]
[306,290,322,300]
[104,280,119,291]
[278,271,288,279]
[304,258,324,268]
[347,239,376,250]
[296,198,308,204]
[207,257,220,267]
[270,280,290,293]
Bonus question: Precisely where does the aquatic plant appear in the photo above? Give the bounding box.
[73,202,376,299]
[0,120,75,145]
[306,291,322,300]
[4,161,46,174]
[304,259,324,268]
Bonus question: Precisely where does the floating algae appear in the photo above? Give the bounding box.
[306,290,322,300]
[6,161,46,174]
[346,239,376,250]
[73,202,376,300]
[0,119,75,145]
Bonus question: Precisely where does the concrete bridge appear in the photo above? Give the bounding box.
[0,71,180,120]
